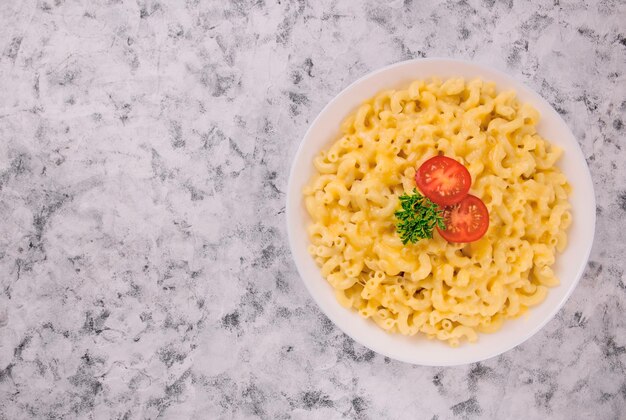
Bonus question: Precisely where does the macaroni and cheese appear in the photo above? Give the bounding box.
[303,78,572,346]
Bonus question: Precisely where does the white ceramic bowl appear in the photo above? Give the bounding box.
[286,58,595,366]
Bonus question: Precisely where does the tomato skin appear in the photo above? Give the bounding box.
[415,156,471,206]
[437,194,489,243]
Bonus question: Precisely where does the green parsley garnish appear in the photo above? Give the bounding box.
[395,189,446,244]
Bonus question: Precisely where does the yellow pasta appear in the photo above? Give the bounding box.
[303,78,571,346]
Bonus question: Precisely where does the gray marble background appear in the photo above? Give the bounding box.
[0,0,624,419]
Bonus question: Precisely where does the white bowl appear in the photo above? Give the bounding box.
[286,58,595,366]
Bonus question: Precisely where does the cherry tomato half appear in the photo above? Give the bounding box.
[437,194,489,243]
[415,156,471,206]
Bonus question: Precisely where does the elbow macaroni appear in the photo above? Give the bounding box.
[303,78,572,346]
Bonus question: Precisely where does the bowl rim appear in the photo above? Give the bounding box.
[286,57,596,366]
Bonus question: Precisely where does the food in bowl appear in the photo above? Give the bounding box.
[302,77,572,346]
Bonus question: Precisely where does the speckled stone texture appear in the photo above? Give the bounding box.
[0,0,624,419]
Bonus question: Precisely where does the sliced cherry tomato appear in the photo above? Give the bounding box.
[415,156,471,206]
[437,194,489,243]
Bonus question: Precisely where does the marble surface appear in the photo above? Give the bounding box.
[0,0,624,418]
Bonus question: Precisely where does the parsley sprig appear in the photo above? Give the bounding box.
[395,189,446,244]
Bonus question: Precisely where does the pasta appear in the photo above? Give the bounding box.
[303,78,572,346]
